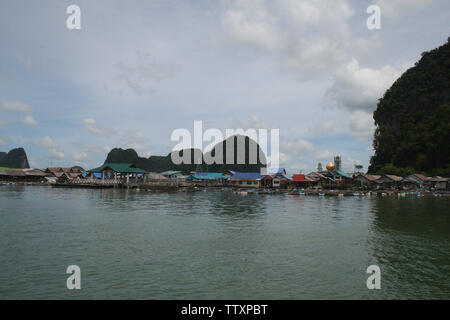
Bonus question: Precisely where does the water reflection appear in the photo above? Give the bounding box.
[1,186,449,299]
[368,196,450,299]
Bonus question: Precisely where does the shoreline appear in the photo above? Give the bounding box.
[1,181,449,196]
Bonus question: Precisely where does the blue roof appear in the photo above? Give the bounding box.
[188,172,226,180]
[230,172,263,180]
[333,170,352,179]
[161,170,182,176]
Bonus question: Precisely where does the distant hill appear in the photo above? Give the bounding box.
[103,135,266,173]
[369,38,450,177]
[0,147,30,169]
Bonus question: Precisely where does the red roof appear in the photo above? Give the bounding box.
[292,174,308,182]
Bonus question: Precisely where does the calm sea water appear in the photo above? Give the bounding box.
[0,185,449,299]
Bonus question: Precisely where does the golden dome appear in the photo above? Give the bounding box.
[326,162,335,171]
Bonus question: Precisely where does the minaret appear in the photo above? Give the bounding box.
[334,156,341,171]
[317,162,323,172]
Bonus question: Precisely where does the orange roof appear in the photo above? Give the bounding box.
[292,174,308,182]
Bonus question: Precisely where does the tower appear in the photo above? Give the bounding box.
[317,162,323,172]
[334,155,341,171]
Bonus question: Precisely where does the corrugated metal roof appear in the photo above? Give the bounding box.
[88,163,148,174]
[161,170,182,176]
[385,174,403,182]
[354,174,381,182]
[412,173,429,181]
[147,173,168,180]
[188,172,226,180]
[23,169,46,176]
[332,170,352,179]
[307,172,327,180]
[292,174,308,182]
[230,172,263,180]
[429,176,450,182]
[267,168,286,175]
[5,170,26,176]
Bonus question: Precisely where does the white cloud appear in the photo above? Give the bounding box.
[49,150,65,159]
[115,51,180,96]
[73,152,88,161]
[326,58,400,112]
[349,110,376,142]
[0,101,33,113]
[221,0,354,74]
[373,0,433,17]
[33,136,54,149]
[287,163,310,174]
[249,115,271,130]
[309,120,335,135]
[222,1,284,52]
[281,139,315,155]
[120,130,152,158]
[33,136,65,159]
[0,138,6,145]
[83,118,115,136]
[20,114,38,126]
[315,150,335,162]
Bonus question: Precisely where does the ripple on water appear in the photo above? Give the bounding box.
[0,186,449,299]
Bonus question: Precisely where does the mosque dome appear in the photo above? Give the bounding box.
[326,162,335,171]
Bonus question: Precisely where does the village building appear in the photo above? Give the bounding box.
[375,174,404,189]
[187,172,227,184]
[0,168,46,183]
[45,167,85,179]
[353,174,381,189]
[402,174,431,189]
[0,169,25,182]
[290,174,316,189]
[306,172,328,188]
[161,170,182,179]
[261,168,290,188]
[229,172,263,188]
[146,173,168,181]
[323,169,353,183]
[428,176,450,191]
[23,169,47,182]
[87,163,148,184]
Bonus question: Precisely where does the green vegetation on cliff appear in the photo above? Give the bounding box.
[369,38,450,176]
[0,148,30,169]
[104,135,266,173]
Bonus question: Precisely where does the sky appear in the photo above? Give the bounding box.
[0,0,449,173]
